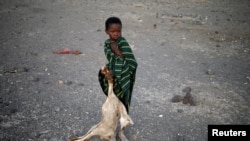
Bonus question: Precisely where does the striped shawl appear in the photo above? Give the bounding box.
[98,37,137,113]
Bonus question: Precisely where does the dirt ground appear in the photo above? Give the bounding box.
[0,0,249,141]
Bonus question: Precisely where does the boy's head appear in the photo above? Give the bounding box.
[105,17,122,30]
[105,17,122,41]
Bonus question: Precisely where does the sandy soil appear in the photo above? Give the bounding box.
[0,0,250,141]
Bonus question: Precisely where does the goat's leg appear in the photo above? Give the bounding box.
[119,103,134,129]
[117,128,129,141]
[69,124,101,141]
[117,103,133,141]
[109,131,117,141]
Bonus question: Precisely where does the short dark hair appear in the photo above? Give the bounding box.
[105,17,122,30]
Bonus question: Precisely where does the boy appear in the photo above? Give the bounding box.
[98,17,137,114]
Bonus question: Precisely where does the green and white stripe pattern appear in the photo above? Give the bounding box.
[98,36,137,112]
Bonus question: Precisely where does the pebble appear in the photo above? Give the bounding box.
[171,95,183,102]
[177,109,184,113]
[55,107,61,112]
[58,80,64,84]
[205,69,215,75]
[182,87,191,93]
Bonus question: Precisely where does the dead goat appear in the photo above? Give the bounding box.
[69,66,133,141]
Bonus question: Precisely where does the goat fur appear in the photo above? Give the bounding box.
[69,66,134,141]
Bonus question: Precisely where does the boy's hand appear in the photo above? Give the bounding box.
[110,42,123,57]
[105,71,113,80]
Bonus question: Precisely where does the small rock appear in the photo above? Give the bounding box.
[145,100,151,104]
[55,107,61,112]
[171,95,183,103]
[18,67,28,72]
[153,24,157,29]
[216,44,220,47]
[182,87,191,93]
[28,76,40,82]
[58,80,64,84]
[177,109,184,113]
[183,92,196,106]
[65,80,73,85]
[78,83,84,86]
[205,69,215,75]
[246,76,250,81]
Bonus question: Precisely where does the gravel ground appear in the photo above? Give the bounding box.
[0,0,250,141]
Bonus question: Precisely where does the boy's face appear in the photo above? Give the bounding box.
[105,23,122,41]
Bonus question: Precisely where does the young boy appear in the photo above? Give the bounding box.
[98,17,137,114]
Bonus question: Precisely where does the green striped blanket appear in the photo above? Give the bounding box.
[98,36,137,113]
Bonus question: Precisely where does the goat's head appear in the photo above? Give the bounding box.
[101,66,109,75]
[101,66,113,84]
